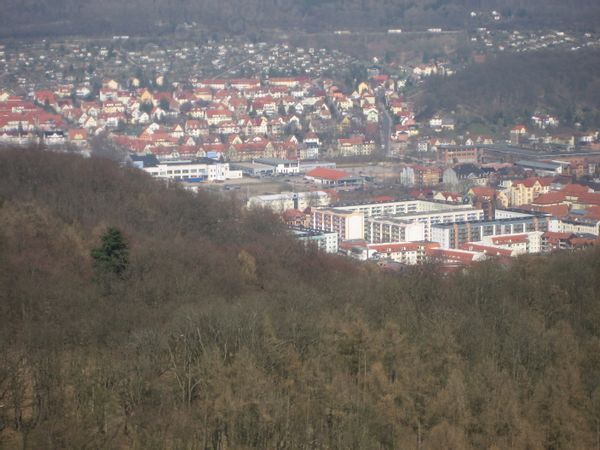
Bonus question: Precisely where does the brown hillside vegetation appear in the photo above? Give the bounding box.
[1,148,600,449]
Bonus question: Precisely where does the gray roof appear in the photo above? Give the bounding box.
[130,154,160,168]
[516,160,561,170]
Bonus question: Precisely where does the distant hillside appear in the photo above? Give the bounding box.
[2,0,600,37]
[2,148,600,449]
[415,50,600,130]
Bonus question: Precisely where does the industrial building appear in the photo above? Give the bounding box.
[131,155,242,182]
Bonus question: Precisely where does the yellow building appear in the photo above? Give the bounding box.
[504,178,552,206]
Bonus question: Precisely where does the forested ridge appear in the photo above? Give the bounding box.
[2,0,600,37]
[1,148,600,449]
[416,50,600,130]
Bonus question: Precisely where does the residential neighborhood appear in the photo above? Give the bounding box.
[2,34,600,272]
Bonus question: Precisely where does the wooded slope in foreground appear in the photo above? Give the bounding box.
[1,148,600,449]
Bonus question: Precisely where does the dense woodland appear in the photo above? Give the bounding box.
[2,0,600,37]
[1,148,600,449]
[415,49,600,130]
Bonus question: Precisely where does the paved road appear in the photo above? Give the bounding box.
[376,87,392,157]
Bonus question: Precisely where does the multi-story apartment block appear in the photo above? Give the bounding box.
[326,200,484,242]
[289,227,339,253]
[369,242,439,265]
[248,191,330,213]
[431,215,550,249]
[311,208,365,241]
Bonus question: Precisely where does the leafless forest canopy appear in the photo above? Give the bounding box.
[1,148,600,448]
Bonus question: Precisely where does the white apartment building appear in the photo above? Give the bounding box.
[368,242,435,265]
[431,216,550,249]
[248,191,330,213]
[311,208,365,241]
[478,231,544,255]
[290,227,339,253]
[329,200,484,242]
[365,219,425,243]
[551,217,600,236]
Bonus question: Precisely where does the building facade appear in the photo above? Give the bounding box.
[290,227,339,253]
[311,208,365,241]
[431,216,551,249]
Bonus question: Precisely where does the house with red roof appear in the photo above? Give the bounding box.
[67,128,88,146]
[426,247,486,266]
[459,243,514,258]
[34,91,58,109]
[531,191,567,206]
[433,191,463,203]
[542,232,579,252]
[305,167,357,186]
[467,186,509,208]
[185,119,209,138]
[336,135,375,157]
[571,192,600,209]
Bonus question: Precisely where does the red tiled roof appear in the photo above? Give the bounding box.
[305,167,351,181]
[460,243,513,257]
[515,177,554,188]
[426,248,478,264]
[440,191,461,201]
[338,136,364,146]
[283,209,306,219]
[569,237,598,247]
[531,204,570,218]
[339,239,368,249]
[584,206,600,220]
[68,128,88,140]
[369,243,420,253]
[532,191,566,205]
[576,192,600,206]
[470,186,496,198]
[491,234,528,245]
[543,231,574,243]
[561,183,590,196]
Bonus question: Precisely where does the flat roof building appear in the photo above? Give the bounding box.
[289,227,338,253]
[431,215,550,249]
[254,158,300,174]
[131,155,242,182]
[248,191,330,213]
[515,160,563,176]
[311,208,365,241]
[327,200,485,242]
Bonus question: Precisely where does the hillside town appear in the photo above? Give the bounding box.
[2,36,600,271]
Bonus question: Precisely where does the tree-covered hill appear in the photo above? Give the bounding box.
[1,147,600,449]
[415,50,600,130]
[2,0,600,37]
